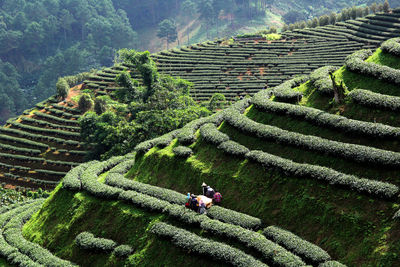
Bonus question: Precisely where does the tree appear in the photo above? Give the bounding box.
[269,26,277,33]
[329,12,337,25]
[94,96,108,115]
[283,10,306,24]
[56,77,69,100]
[181,0,197,17]
[319,15,329,26]
[79,93,94,112]
[383,0,390,13]
[329,71,345,104]
[370,3,377,13]
[157,19,177,50]
[208,93,226,111]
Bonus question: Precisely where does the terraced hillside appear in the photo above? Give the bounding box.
[2,10,400,193]
[0,154,341,266]
[0,90,86,192]
[84,10,400,102]
[1,38,398,266]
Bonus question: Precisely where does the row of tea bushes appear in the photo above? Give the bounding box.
[349,89,400,111]
[381,37,400,57]
[251,97,400,139]
[150,222,267,267]
[224,109,400,168]
[309,66,338,95]
[0,199,78,267]
[345,49,400,85]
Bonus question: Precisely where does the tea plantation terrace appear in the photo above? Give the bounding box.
[83,10,400,102]
[1,152,344,266]
[0,94,87,191]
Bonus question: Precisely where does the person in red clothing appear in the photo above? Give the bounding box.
[213,191,222,204]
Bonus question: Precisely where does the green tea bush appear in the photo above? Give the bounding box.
[200,219,306,266]
[75,232,117,252]
[319,261,347,267]
[113,245,133,257]
[63,162,94,191]
[263,226,330,264]
[106,173,186,205]
[200,123,229,145]
[381,37,400,56]
[80,157,124,199]
[106,173,262,229]
[172,146,193,158]
[252,97,400,139]
[349,89,400,111]
[150,222,267,267]
[224,109,400,168]
[246,150,399,199]
[309,66,338,95]
[272,76,308,103]
[218,140,250,157]
[0,134,48,150]
[346,49,400,84]
[1,200,77,267]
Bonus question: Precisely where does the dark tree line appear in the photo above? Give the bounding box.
[0,0,137,123]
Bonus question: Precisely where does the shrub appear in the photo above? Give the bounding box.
[94,96,108,115]
[246,150,399,199]
[75,232,117,252]
[345,49,400,85]
[200,123,229,145]
[106,173,186,205]
[56,78,70,100]
[113,245,133,257]
[63,162,94,191]
[208,93,226,111]
[309,66,338,95]
[1,200,77,267]
[263,226,331,264]
[252,97,400,139]
[224,109,400,168]
[217,140,250,157]
[393,209,400,220]
[319,261,347,267]
[150,222,267,267]
[349,89,400,111]
[272,76,308,103]
[381,38,400,57]
[80,157,125,199]
[106,173,262,229]
[172,146,193,158]
[200,219,305,266]
[78,93,94,112]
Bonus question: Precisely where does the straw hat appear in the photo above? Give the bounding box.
[202,182,207,187]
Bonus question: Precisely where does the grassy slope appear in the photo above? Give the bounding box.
[19,43,400,266]
[22,184,223,267]
[124,49,400,266]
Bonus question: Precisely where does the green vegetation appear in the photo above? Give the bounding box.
[79,49,211,160]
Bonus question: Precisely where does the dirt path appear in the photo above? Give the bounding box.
[65,84,82,104]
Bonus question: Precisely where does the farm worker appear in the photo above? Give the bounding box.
[202,182,207,195]
[190,194,198,211]
[206,186,215,198]
[185,193,191,208]
[199,199,206,215]
[213,191,222,204]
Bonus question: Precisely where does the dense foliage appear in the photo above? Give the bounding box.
[80,49,210,159]
[0,0,138,123]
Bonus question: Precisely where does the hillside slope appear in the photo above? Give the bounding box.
[0,38,397,266]
[2,10,400,197]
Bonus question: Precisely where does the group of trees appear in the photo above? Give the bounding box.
[0,0,138,124]
[79,49,211,159]
[282,1,392,31]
